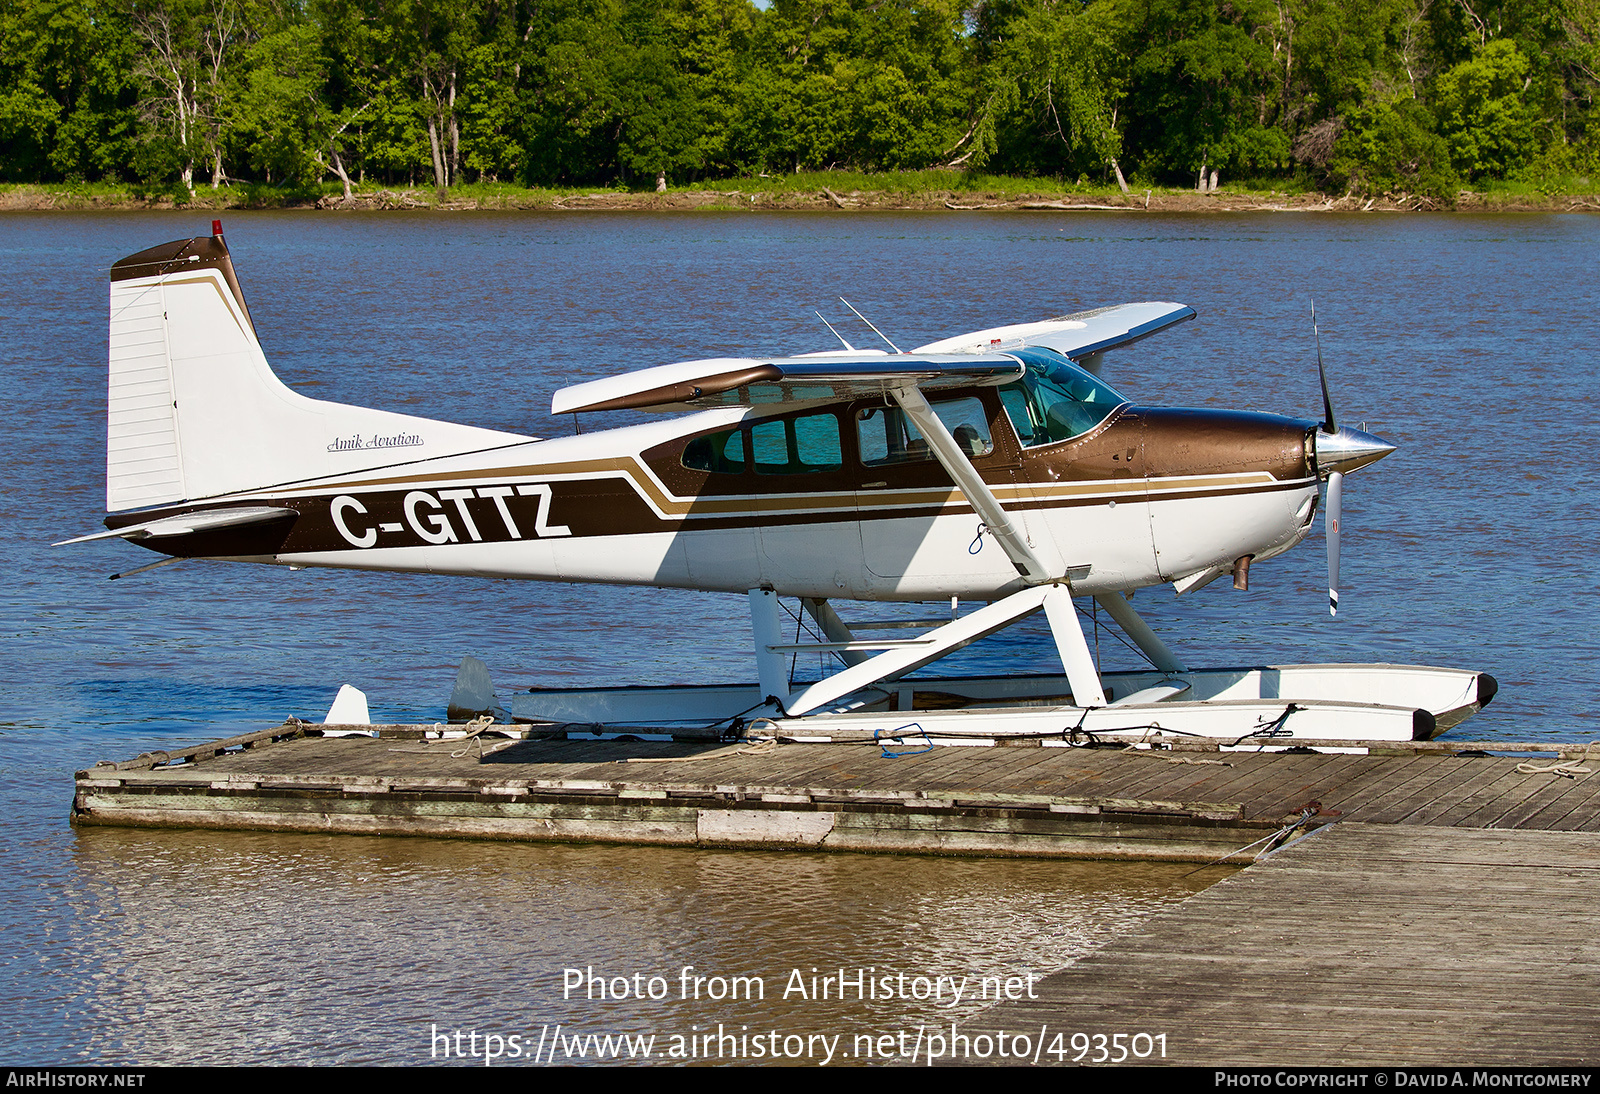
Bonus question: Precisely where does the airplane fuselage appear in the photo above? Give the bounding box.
[111,390,1319,602]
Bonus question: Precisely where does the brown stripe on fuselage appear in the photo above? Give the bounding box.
[117,469,1309,559]
[287,461,1287,523]
[111,394,1314,557]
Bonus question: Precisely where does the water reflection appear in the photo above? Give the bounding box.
[51,827,1217,1064]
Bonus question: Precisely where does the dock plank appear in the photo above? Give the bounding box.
[79,733,1600,857]
[1387,754,1543,826]
[1343,756,1483,823]
[965,823,1600,1066]
[1484,767,1600,830]
[1527,780,1600,831]
[1444,764,1570,828]
[1223,751,1365,818]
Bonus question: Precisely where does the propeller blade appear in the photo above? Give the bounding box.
[1326,469,1343,616]
[1312,298,1336,434]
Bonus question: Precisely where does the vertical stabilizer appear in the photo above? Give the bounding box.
[106,231,527,512]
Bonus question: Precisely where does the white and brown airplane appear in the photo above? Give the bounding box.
[60,224,1495,744]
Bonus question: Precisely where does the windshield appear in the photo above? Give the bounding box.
[998,347,1129,447]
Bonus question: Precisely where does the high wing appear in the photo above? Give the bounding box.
[550,302,1192,415]
[550,352,1024,415]
[913,301,1195,363]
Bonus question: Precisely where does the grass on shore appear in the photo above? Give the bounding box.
[2,167,1595,211]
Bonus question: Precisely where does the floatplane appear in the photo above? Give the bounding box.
[61,223,1495,746]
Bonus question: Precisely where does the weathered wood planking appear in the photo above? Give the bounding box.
[75,751,1256,860]
[73,729,1600,861]
[963,822,1600,1065]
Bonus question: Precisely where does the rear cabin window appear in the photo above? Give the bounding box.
[682,413,843,476]
[682,428,746,473]
[856,397,993,465]
[752,413,843,475]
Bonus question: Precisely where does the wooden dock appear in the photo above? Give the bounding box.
[73,723,1600,860]
[965,821,1600,1066]
[72,723,1600,1065]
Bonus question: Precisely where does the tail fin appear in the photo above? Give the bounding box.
[107,228,525,512]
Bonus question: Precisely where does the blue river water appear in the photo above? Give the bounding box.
[0,210,1595,1063]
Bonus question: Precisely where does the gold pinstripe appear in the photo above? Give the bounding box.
[284,456,1302,523]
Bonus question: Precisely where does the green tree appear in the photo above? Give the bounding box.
[230,18,325,185]
[456,1,527,183]
[615,37,702,187]
[1329,95,1458,197]
[0,0,138,182]
[979,0,1130,185]
[518,0,628,183]
[1433,38,1539,177]
[731,0,977,174]
[130,0,257,193]
[1116,0,1289,183]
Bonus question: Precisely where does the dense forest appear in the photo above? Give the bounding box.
[2,0,1596,199]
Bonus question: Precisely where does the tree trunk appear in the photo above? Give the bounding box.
[1110,156,1130,194]
[448,71,459,186]
[427,116,448,199]
[656,171,667,193]
[177,85,195,197]
[1197,162,1208,192]
[330,150,354,201]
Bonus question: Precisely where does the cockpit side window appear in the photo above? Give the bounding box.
[856,396,994,465]
[999,348,1129,447]
[998,386,1038,447]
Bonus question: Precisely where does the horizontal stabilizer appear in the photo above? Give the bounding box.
[913,302,1195,361]
[55,505,295,546]
[551,353,1023,415]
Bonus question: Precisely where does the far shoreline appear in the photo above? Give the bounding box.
[5,179,1598,216]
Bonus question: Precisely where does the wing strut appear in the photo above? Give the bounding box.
[887,382,1053,584]
[751,381,1117,719]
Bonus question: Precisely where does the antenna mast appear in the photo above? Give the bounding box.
[814,311,855,350]
[839,298,902,353]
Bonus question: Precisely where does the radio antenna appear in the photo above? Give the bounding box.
[839,298,902,353]
[815,311,855,350]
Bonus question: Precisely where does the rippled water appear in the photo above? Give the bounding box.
[35,830,1208,1064]
[1,211,1596,1063]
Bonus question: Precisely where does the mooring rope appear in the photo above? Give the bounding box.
[621,738,781,763]
[383,714,513,758]
[1182,800,1325,877]
[1515,740,1597,779]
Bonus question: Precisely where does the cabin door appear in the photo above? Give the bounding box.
[852,394,1030,592]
